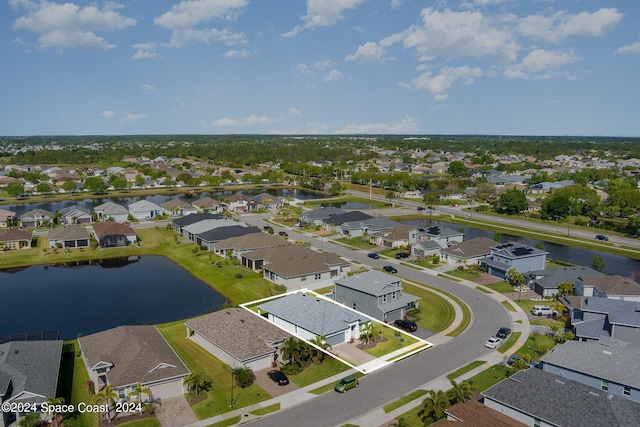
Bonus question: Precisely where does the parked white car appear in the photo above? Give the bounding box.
[485,336,503,349]
[531,305,555,316]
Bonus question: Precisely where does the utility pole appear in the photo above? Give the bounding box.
[567,205,571,236]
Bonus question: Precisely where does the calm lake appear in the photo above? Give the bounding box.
[0,255,225,340]
[401,219,640,280]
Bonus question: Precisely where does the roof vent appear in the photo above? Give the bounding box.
[555,379,565,385]
[589,391,600,397]
[603,350,612,355]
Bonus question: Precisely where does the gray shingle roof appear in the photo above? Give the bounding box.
[528,266,603,289]
[581,275,640,296]
[341,217,400,231]
[78,325,189,388]
[482,368,640,427]
[335,270,402,297]
[258,293,363,336]
[422,225,464,238]
[441,237,497,259]
[186,309,292,362]
[301,207,346,220]
[581,297,640,328]
[491,242,548,258]
[248,246,349,278]
[183,219,245,235]
[196,226,260,243]
[0,229,32,243]
[541,339,640,388]
[214,232,292,251]
[172,213,221,227]
[324,211,373,226]
[0,340,62,404]
[48,224,90,240]
[94,201,128,216]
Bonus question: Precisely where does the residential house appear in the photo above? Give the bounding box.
[244,245,350,288]
[369,225,415,249]
[541,338,640,403]
[408,226,464,249]
[161,199,198,217]
[527,266,602,298]
[299,207,346,227]
[93,222,137,248]
[252,193,283,210]
[222,194,256,213]
[171,213,221,234]
[19,208,54,228]
[48,225,90,249]
[257,292,365,347]
[479,242,548,279]
[0,209,16,228]
[192,197,220,213]
[334,270,420,322]
[193,226,261,250]
[482,367,640,427]
[0,229,32,250]
[411,240,442,258]
[94,201,129,223]
[340,217,400,237]
[59,205,92,225]
[563,296,640,345]
[77,325,190,402]
[0,339,63,427]
[435,400,526,426]
[322,211,373,233]
[439,237,498,266]
[186,308,292,371]
[212,233,292,262]
[182,219,246,242]
[127,200,163,220]
[575,275,640,302]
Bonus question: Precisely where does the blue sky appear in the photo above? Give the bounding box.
[1,0,639,136]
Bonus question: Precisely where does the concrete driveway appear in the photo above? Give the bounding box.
[254,368,300,398]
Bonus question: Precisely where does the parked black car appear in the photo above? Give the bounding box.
[383,265,398,273]
[394,319,417,332]
[367,253,380,259]
[267,370,289,386]
[496,327,511,339]
[395,252,410,259]
[595,234,609,241]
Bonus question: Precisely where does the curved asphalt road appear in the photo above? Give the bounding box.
[241,219,510,427]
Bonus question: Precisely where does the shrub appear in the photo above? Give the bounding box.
[234,272,244,279]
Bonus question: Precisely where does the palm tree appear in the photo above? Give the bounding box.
[309,335,332,364]
[128,382,152,405]
[506,268,526,289]
[557,281,574,297]
[448,379,476,404]
[281,337,303,366]
[418,389,451,424]
[93,384,118,423]
[359,322,374,345]
[45,396,65,427]
[184,371,208,397]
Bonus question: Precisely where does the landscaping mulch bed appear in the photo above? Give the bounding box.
[356,337,388,350]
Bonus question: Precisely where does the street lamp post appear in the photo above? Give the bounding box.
[230,368,235,407]
[567,205,572,236]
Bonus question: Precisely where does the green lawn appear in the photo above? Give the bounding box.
[207,416,242,427]
[466,364,512,392]
[249,403,281,415]
[515,332,557,361]
[332,237,377,250]
[403,284,455,333]
[309,382,337,395]
[446,360,486,381]
[157,320,271,419]
[485,281,515,293]
[497,332,521,354]
[444,269,483,280]
[362,327,418,358]
[288,357,350,387]
[383,390,428,413]
[501,301,516,312]
[58,341,99,427]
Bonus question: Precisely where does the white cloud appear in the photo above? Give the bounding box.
[289,108,302,117]
[120,112,146,124]
[141,84,156,94]
[283,0,364,38]
[406,66,483,101]
[101,110,114,119]
[155,0,247,48]
[345,41,392,63]
[334,116,418,134]
[323,70,343,82]
[132,43,161,60]
[313,59,334,70]
[294,63,313,75]
[224,49,250,58]
[211,114,280,127]
[516,8,623,43]
[615,41,640,55]
[11,0,135,52]
[504,48,581,79]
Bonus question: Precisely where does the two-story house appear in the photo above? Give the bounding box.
[334,270,420,323]
[408,226,464,249]
[479,242,548,279]
[563,296,640,345]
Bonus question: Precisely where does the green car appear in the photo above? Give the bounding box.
[334,375,359,393]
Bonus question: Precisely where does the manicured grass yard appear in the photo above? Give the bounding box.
[403,284,455,333]
[59,341,99,427]
[383,390,428,413]
[157,320,271,419]
[444,268,483,280]
[362,326,418,358]
[497,332,521,354]
[333,236,377,250]
[485,281,515,293]
[288,357,350,388]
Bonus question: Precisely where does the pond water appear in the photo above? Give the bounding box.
[401,219,640,280]
[6,188,327,217]
[0,255,225,340]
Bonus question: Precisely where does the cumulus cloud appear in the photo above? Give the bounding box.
[154,0,247,48]
[132,43,161,60]
[284,0,364,38]
[101,110,115,119]
[120,112,147,124]
[615,41,640,55]
[289,108,302,117]
[516,8,623,43]
[211,114,280,127]
[224,49,250,58]
[504,48,581,79]
[323,70,343,82]
[334,116,418,134]
[10,0,135,52]
[345,41,393,63]
[405,66,483,101]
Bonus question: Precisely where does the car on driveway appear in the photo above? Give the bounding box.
[531,305,555,316]
[595,234,609,241]
[334,375,359,392]
[484,336,503,349]
[267,370,289,386]
[367,253,380,259]
[394,319,417,332]
[496,327,511,339]
[395,252,410,259]
[382,265,397,273]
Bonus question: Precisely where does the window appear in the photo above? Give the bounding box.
[624,386,631,396]
[352,303,356,310]
[533,418,541,427]
[602,380,609,391]
[382,294,387,303]
[315,273,321,280]
[119,388,125,399]
[392,292,397,300]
